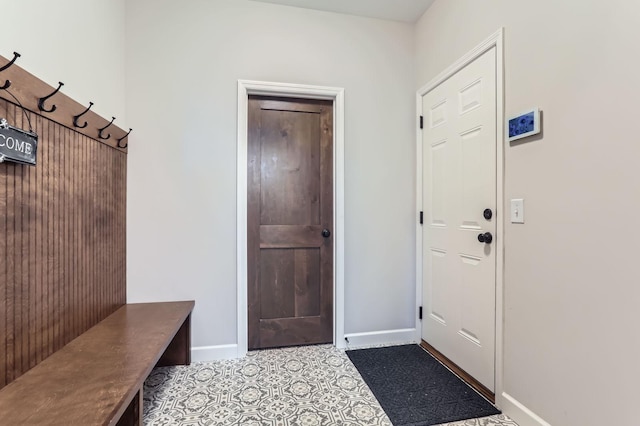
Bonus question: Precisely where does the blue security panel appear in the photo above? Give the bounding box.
[507,108,540,142]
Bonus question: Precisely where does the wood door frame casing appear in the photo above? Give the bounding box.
[237,80,345,357]
[415,28,505,408]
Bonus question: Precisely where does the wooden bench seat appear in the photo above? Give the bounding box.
[0,301,195,426]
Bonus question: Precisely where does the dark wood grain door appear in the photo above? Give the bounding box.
[247,96,333,350]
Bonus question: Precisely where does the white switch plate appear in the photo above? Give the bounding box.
[511,199,525,223]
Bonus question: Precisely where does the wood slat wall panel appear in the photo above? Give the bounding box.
[0,97,126,389]
[1,101,10,385]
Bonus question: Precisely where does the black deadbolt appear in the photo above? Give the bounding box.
[322,229,331,238]
[477,232,493,244]
[483,208,493,220]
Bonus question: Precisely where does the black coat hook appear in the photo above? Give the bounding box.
[0,52,20,72]
[117,128,132,148]
[72,102,94,128]
[38,81,64,113]
[0,51,21,90]
[98,116,116,140]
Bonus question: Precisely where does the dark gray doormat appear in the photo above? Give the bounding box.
[346,345,500,426]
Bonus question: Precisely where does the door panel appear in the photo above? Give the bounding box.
[430,140,448,228]
[422,47,497,391]
[259,249,296,320]
[259,109,321,226]
[293,249,321,317]
[248,96,333,350]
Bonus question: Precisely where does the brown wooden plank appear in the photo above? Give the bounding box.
[115,388,141,426]
[318,103,334,343]
[94,144,99,321]
[99,144,105,320]
[103,145,110,317]
[3,100,17,381]
[113,153,117,306]
[15,102,26,376]
[0,302,194,426]
[10,104,20,373]
[71,129,77,337]
[259,316,325,348]
[44,118,53,361]
[122,152,127,304]
[0,100,8,387]
[68,126,74,344]
[156,314,192,367]
[90,140,96,325]
[294,249,321,317]
[260,225,323,248]
[61,126,68,347]
[70,130,77,338]
[88,139,94,326]
[81,131,88,332]
[47,119,55,354]
[53,120,61,353]
[34,112,43,365]
[105,149,110,314]
[118,153,124,306]
[26,109,38,370]
[0,102,6,387]
[108,150,113,313]
[90,137,95,319]
[43,116,49,360]
[86,131,92,328]
[5,153,15,382]
[247,98,262,350]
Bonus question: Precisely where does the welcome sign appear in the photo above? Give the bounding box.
[0,118,38,165]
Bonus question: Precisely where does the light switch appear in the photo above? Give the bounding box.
[511,199,525,223]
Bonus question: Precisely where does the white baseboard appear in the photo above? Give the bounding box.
[190,344,239,362]
[191,329,418,361]
[342,328,417,350]
[501,392,551,426]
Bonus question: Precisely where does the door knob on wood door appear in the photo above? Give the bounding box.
[322,229,331,238]
[477,232,493,244]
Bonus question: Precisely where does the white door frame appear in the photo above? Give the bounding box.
[237,80,345,357]
[415,28,505,405]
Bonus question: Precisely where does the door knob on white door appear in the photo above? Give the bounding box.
[477,232,493,244]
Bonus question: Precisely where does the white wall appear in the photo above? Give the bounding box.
[416,2,640,425]
[0,0,127,127]
[125,0,416,353]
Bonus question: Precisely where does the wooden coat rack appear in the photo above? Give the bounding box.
[0,52,128,389]
[0,52,131,151]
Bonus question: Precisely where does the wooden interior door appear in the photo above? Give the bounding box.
[247,96,333,350]
[421,47,497,392]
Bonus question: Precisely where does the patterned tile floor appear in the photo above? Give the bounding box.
[143,345,518,426]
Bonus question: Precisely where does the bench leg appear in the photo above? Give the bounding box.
[157,313,191,367]
[116,387,143,426]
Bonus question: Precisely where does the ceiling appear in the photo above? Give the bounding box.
[250,0,435,23]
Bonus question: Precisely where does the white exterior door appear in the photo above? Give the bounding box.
[421,47,497,391]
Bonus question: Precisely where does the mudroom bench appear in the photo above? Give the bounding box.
[0,301,195,426]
